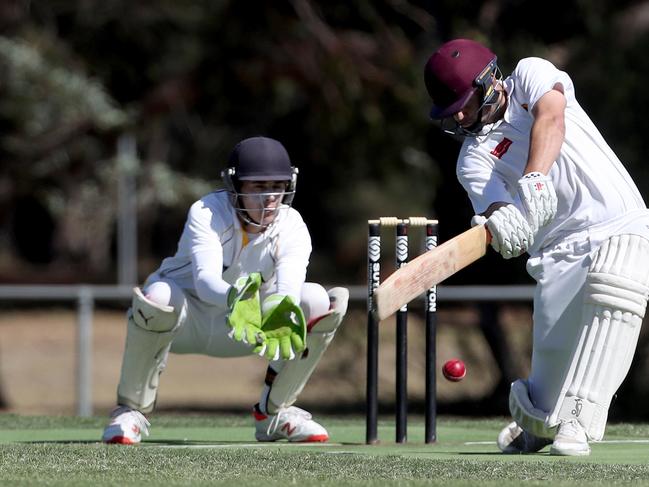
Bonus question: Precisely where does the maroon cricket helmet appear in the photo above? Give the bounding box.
[424,39,497,119]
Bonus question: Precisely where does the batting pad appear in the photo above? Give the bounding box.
[548,234,649,440]
[117,287,186,413]
[510,379,557,439]
[266,287,349,412]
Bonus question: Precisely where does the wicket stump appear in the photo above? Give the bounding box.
[366,217,438,444]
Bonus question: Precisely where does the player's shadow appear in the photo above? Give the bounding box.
[458,451,549,456]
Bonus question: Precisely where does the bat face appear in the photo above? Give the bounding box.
[372,225,490,321]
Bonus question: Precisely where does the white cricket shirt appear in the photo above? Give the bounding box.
[456,57,646,253]
[149,190,312,308]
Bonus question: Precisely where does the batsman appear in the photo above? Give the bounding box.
[424,39,649,456]
[102,136,348,444]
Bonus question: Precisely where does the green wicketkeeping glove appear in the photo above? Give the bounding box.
[255,294,307,360]
[226,273,265,347]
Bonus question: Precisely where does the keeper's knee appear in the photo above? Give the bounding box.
[131,286,181,333]
[308,287,349,334]
[300,283,331,323]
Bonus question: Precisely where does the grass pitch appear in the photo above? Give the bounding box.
[1,414,649,486]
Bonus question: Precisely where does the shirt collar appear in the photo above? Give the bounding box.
[231,204,285,244]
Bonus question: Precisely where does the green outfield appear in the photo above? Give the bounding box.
[1,414,648,486]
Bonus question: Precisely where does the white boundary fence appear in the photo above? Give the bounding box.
[0,284,535,417]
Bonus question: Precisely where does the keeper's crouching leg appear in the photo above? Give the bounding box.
[117,286,186,413]
[261,286,349,413]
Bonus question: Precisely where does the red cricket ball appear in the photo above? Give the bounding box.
[442,358,466,382]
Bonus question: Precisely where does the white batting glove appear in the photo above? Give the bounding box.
[517,172,557,232]
[486,204,534,259]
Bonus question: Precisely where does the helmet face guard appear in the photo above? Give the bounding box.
[221,166,299,229]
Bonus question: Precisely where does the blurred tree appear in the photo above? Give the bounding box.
[1,0,441,284]
[0,33,128,280]
[3,0,649,286]
[2,0,649,418]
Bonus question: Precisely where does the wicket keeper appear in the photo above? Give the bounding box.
[102,136,348,444]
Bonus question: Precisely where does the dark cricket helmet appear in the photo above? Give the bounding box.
[221,137,299,226]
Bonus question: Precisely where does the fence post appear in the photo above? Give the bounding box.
[77,286,94,417]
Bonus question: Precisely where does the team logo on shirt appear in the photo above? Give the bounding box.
[490,137,513,159]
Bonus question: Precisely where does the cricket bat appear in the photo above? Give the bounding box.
[373,224,491,321]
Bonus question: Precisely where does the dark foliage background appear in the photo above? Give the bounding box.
[4,0,649,286]
[3,0,649,416]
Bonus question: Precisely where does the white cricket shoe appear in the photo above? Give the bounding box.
[102,405,150,445]
[550,419,591,456]
[253,404,329,442]
[497,421,552,454]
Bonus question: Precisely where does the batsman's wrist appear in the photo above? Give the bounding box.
[470,215,487,227]
[520,171,545,180]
